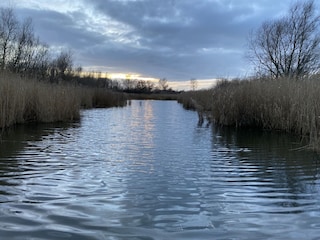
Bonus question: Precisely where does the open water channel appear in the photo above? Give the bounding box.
[0,100,320,239]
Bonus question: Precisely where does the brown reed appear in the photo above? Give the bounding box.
[179,76,320,151]
[0,72,127,130]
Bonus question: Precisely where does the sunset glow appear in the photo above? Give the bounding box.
[81,71,217,91]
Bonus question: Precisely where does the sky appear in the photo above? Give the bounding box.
[1,0,293,89]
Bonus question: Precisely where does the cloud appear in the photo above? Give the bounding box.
[0,0,293,80]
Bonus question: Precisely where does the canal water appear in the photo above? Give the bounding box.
[0,100,320,239]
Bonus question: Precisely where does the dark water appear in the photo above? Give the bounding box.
[0,100,320,240]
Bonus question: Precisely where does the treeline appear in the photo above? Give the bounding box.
[0,7,112,88]
[0,7,71,81]
[0,7,179,94]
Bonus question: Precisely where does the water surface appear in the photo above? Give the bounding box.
[0,100,320,239]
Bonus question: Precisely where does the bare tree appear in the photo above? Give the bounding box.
[190,78,198,91]
[123,74,136,91]
[9,17,35,72]
[29,41,51,78]
[0,7,78,81]
[0,8,18,70]
[247,0,320,78]
[146,80,155,92]
[51,50,73,80]
[158,78,169,91]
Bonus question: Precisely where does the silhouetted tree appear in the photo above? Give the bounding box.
[145,80,155,92]
[50,50,73,81]
[158,78,169,90]
[9,17,33,72]
[247,0,320,78]
[190,78,198,91]
[0,8,18,69]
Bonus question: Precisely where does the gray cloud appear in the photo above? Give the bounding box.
[1,0,293,80]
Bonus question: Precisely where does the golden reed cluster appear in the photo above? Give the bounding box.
[179,76,320,151]
[0,72,127,130]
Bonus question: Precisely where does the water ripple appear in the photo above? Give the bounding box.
[0,101,320,239]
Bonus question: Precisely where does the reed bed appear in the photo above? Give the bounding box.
[178,89,214,112]
[213,77,320,150]
[91,88,127,108]
[179,77,320,151]
[0,72,127,130]
[178,89,214,126]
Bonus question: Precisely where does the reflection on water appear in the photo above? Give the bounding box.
[0,100,320,239]
[213,127,320,211]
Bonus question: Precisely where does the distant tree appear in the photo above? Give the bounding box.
[158,78,169,91]
[74,65,83,77]
[136,80,147,92]
[123,78,135,91]
[247,0,320,78]
[190,78,198,91]
[145,80,155,92]
[51,50,73,80]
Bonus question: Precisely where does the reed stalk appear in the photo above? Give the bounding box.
[0,72,127,130]
[179,76,320,151]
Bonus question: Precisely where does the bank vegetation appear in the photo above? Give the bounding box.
[180,1,320,151]
[0,6,130,131]
[179,76,320,150]
[0,72,127,130]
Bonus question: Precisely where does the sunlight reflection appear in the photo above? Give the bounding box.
[127,101,156,173]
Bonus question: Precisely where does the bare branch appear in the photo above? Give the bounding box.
[247,0,320,78]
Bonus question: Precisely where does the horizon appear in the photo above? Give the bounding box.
[79,71,218,91]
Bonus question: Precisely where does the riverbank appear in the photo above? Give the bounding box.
[0,72,127,130]
[179,76,320,151]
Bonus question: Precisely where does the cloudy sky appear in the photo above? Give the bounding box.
[1,0,293,87]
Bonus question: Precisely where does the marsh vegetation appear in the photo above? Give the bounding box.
[0,72,127,130]
[180,77,320,150]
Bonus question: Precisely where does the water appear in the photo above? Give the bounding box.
[0,100,320,239]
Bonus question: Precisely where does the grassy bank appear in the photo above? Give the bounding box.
[179,77,320,151]
[0,72,127,130]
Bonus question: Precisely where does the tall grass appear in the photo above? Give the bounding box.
[213,77,320,150]
[179,76,320,151]
[0,72,127,130]
[178,89,213,112]
[178,89,214,125]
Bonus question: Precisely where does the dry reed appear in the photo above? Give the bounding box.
[0,72,81,128]
[178,89,213,112]
[179,76,320,151]
[0,72,127,130]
